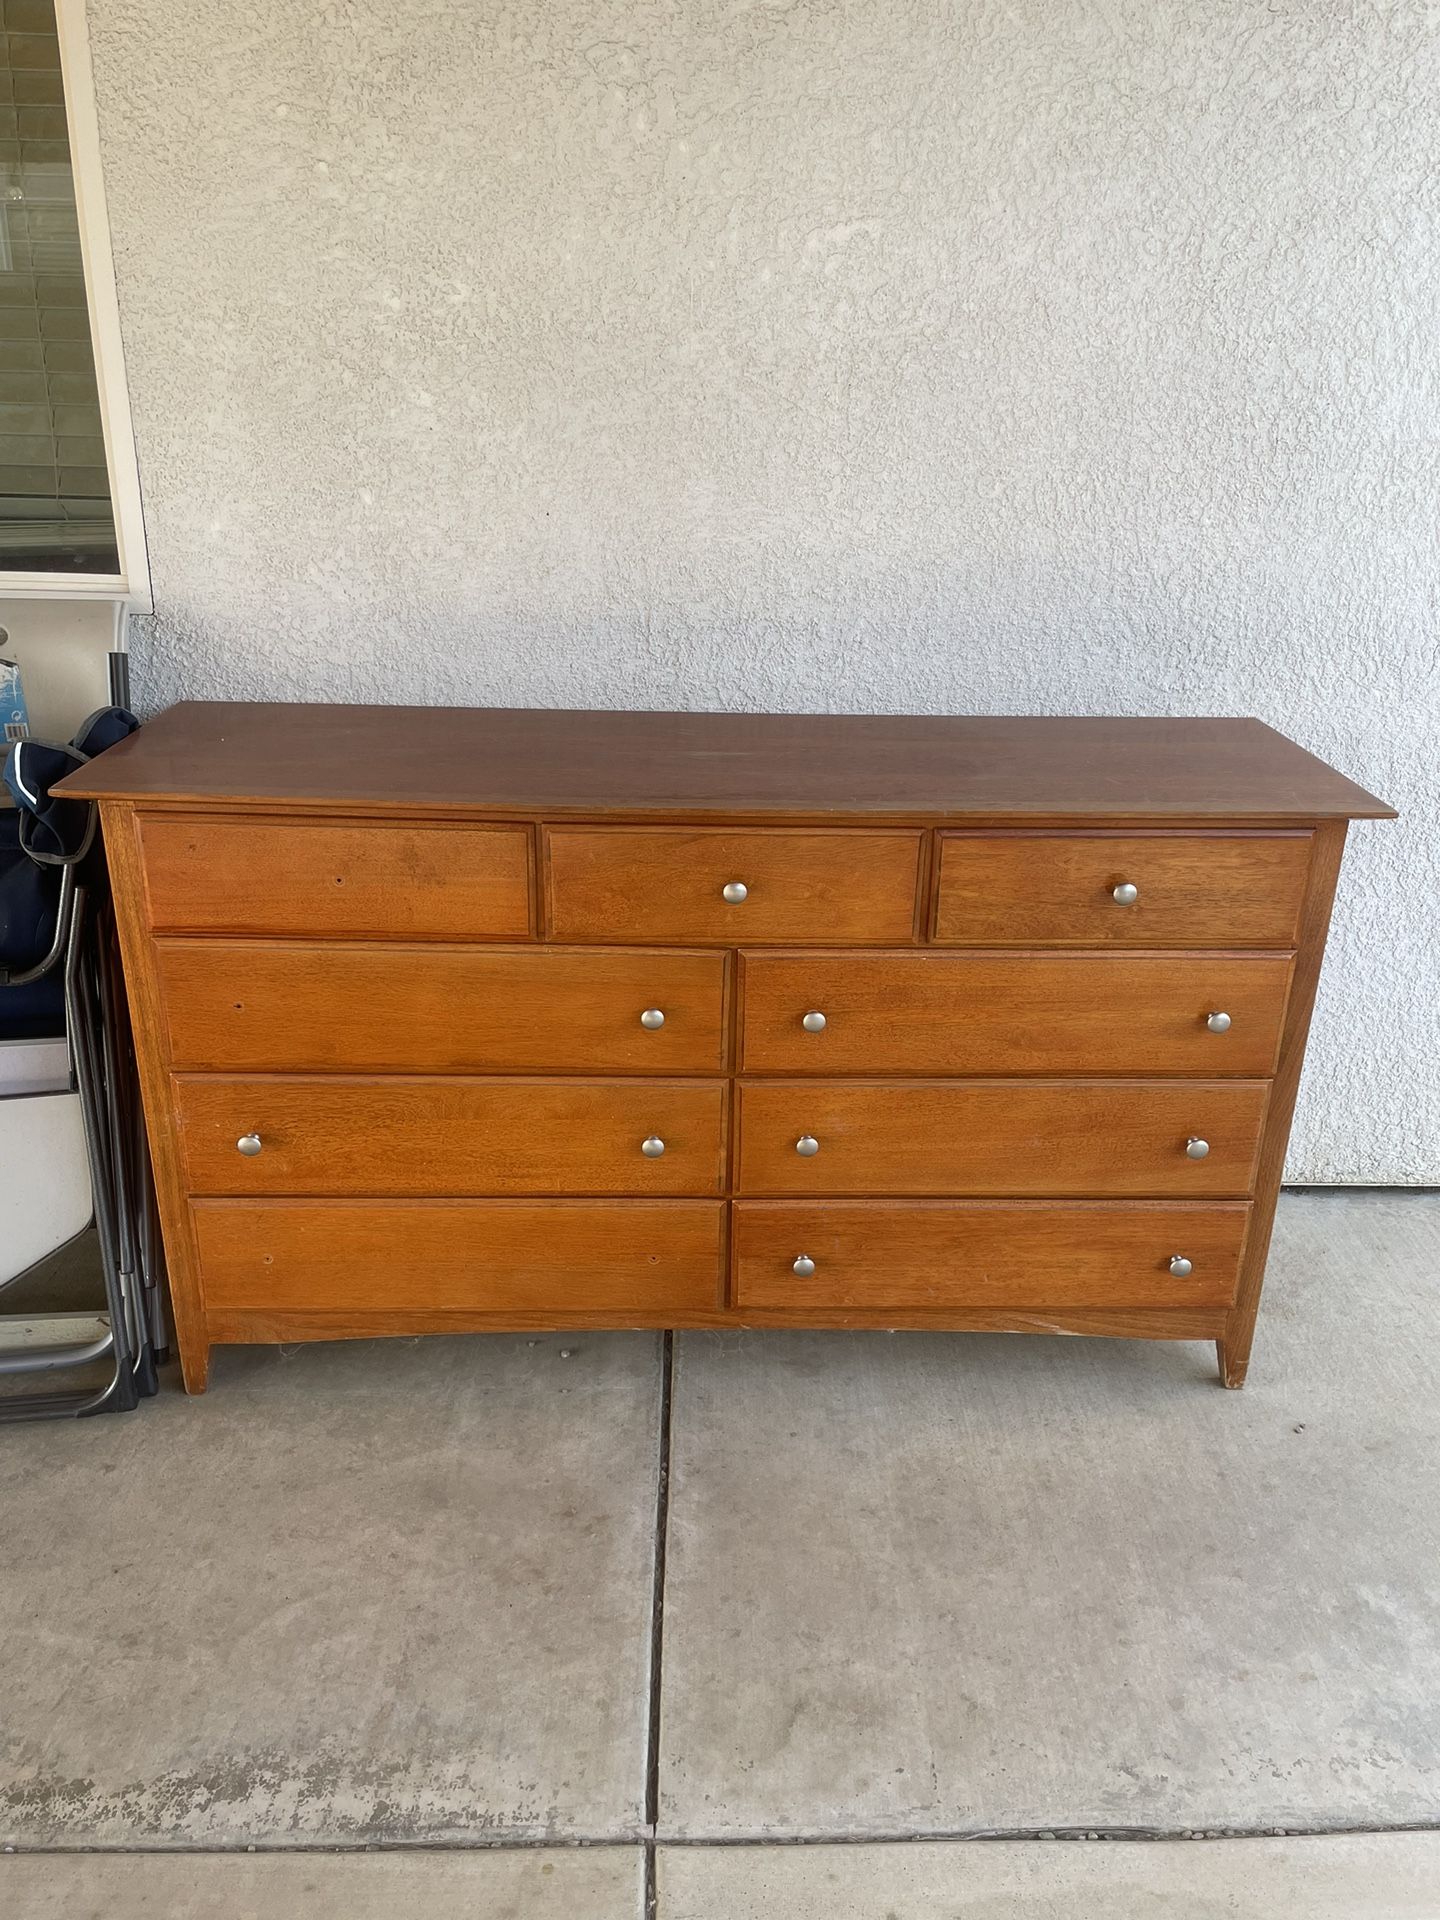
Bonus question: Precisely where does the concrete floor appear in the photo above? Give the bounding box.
[0,1848,645,1919]
[5,1834,1440,1919]
[2,1192,1438,1915]
[656,1833,1440,1916]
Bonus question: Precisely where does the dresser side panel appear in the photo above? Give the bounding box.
[1219,819,1348,1386]
[101,801,211,1392]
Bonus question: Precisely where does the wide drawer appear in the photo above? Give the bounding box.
[933,830,1310,948]
[545,828,923,944]
[740,951,1292,1076]
[175,1076,726,1195]
[137,815,532,938]
[156,942,728,1073]
[733,1201,1248,1310]
[193,1199,724,1313]
[736,1080,1268,1196]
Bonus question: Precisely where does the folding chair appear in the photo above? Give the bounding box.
[0,709,165,1420]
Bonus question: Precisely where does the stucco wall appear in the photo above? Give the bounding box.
[85,0,1437,1180]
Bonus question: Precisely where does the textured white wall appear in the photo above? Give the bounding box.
[85,0,1437,1180]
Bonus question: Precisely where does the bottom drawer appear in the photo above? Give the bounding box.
[733,1202,1248,1311]
[193,1199,723,1314]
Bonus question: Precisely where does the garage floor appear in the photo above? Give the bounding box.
[3,1191,1437,1916]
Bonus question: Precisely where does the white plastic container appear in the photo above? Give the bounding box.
[0,1088,91,1285]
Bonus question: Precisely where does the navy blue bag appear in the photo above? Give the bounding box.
[1,707,139,1039]
[0,807,63,1036]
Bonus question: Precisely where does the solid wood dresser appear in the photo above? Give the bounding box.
[58,704,1393,1395]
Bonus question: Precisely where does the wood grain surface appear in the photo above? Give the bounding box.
[733,1200,1250,1311]
[193,1197,724,1314]
[736,1079,1268,1196]
[933,829,1310,948]
[175,1075,727,1195]
[740,950,1293,1076]
[139,814,532,939]
[56,704,1396,821]
[545,826,924,945]
[156,941,730,1074]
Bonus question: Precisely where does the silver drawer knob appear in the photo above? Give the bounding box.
[641,1135,666,1158]
[639,1008,665,1030]
[801,1010,827,1033]
[795,1134,820,1157]
[721,880,748,903]
[1169,1255,1193,1277]
[236,1133,263,1157]
[1186,1137,1210,1160]
[793,1254,816,1278]
[1112,881,1139,905]
[1206,1011,1232,1033]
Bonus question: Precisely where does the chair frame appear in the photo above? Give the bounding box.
[0,866,164,1420]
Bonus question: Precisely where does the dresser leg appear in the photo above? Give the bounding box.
[1216,1338,1249,1390]
[179,1337,211,1395]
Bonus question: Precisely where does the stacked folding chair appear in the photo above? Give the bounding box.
[0,709,166,1420]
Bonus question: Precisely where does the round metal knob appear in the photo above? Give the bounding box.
[793,1254,816,1278]
[639,1008,665,1030]
[1112,882,1139,905]
[641,1135,666,1158]
[801,1010,827,1033]
[1186,1137,1210,1160]
[236,1133,263,1157]
[1169,1255,1193,1277]
[1206,1011,1232,1034]
[721,881,748,903]
[795,1135,820,1157]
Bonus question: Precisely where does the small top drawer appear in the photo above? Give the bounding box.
[933,831,1311,948]
[545,828,923,945]
[136,816,532,939]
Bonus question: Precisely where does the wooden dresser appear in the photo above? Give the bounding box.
[58,704,1393,1395]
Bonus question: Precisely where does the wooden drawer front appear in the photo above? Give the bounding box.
[737,1081,1269,1197]
[138,816,532,939]
[934,831,1310,949]
[194,1199,723,1314]
[156,942,728,1073]
[740,952,1291,1076]
[176,1076,726,1196]
[545,828,922,945]
[733,1202,1248,1311]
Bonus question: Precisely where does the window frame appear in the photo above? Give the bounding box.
[1,0,149,603]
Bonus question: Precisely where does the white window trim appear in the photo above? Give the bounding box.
[2,0,150,605]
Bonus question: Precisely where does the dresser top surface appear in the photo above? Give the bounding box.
[57,701,1394,820]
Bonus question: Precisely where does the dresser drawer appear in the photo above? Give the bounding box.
[933,830,1310,948]
[545,828,922,945]
[156,942,728,1073]
[137,815,532,938]
[193,1199,724,1313]
[737,1080,1268,1197]
[733,1201,1248,1310]
[740,951,1291,1076]
[176,1076,727,1196]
